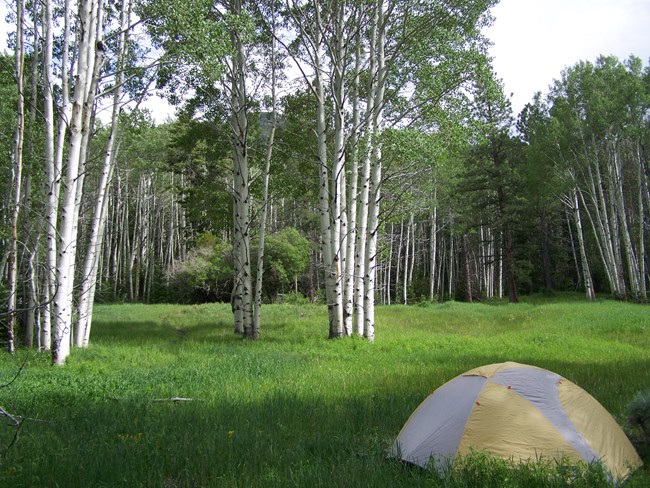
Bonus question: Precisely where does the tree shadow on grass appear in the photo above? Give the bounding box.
[91,318,240,345]
[90,316,328,349]
[4,358,648,488]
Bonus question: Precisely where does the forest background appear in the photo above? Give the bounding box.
[1,0,650,364]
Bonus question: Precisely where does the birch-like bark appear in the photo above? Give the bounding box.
[395,220,403,302]
[486,226,494,298]
[563,187,595,300]
[71,18,105,293]
[462,235,472,302]
[6,0,26,353]
[428,192,438,301]
[582,161,624,297]
[402,213,411,304]
[308,4,342,339]
[364,136,382,342]
[52,0,100,365]
[253,9,279,338]
[564,207,582,288]
[229,0,253,338]
[409,219,416,282]
[387,223,393,305]
[354,124,372,331]
[609,140,642,300]
[637,141,647,300]
[127,179,141,301]
[448,218,454,299]
[599,143,626,298]
[21,0,41,346]
[42,0,69,350]
[329,0,347,336]
[354,2,379,334]
[343,36,361,333]
[363,0,386,342]
[574,188,596,301]
[76,0,130,347]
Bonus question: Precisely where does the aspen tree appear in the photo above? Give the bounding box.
[253,0,280,338]
[563,185,596,301]
[6,0,26,353]
[76,0,131,347]
[428,192,438,302]
[41,0,69,351]
[344,32,362,331]
[362,0,386,341]
[52,0,102,365]
[546,57,649,301]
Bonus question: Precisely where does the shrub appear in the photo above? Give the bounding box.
[165,233,233,303]
[277,291,310,305]
[626,390,650,461]
[257,227,311,302]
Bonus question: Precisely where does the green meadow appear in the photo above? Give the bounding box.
[1,296,649,487]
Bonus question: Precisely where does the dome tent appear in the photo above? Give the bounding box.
[390,362,642,482]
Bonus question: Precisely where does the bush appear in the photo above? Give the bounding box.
[165,233,234,303]
[277,291,310,305]
[164,228,312,304]
[257,227,311,302]
[626,390,650,461]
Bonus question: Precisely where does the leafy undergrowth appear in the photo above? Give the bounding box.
[0,296,648,487]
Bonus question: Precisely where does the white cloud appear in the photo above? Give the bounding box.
[485,0,650,114]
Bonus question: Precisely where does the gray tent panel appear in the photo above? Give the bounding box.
[391,374,487,468]
[491,367,598,464]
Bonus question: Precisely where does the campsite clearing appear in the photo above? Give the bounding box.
[0,297,648,486]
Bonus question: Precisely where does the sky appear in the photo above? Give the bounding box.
[1,0,649,121]
[484,0,650,115]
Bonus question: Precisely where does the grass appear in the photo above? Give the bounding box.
[0,296,649,487]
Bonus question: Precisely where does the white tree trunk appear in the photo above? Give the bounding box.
[564,188,596,301]
[354,10,379,335]
[581,162,623,297]
[52,0,99,365]
[448,219,454,299]
[253,14,279,338]
[76,0,129,347]
[363,0,386,342]
[609,141,642,300]
[637,141,647,300]
[307,5,343,339]
[429,196,438,301]
[41,0,57,351]
[343,35,362,333]
[409,219,416,282]
[387,223,393,305]
[6,0,26,353]
[402,213,412,304]
[229,0,253,338]
[330,0,347,336]
[364,140,382,342]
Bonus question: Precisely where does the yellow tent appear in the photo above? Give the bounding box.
[390,362,642,482]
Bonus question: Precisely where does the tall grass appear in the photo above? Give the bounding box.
[0,297,648,487]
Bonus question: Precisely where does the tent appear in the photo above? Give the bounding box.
[390,361,642,481]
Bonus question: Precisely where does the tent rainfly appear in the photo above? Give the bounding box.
[390,362,642,482]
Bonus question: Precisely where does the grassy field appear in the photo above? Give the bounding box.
[0,296,649,487]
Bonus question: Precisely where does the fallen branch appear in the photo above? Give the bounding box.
[108,396,195,403]
[1,418,24,458]
[0,405,19,427]
[153,397,194,403]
